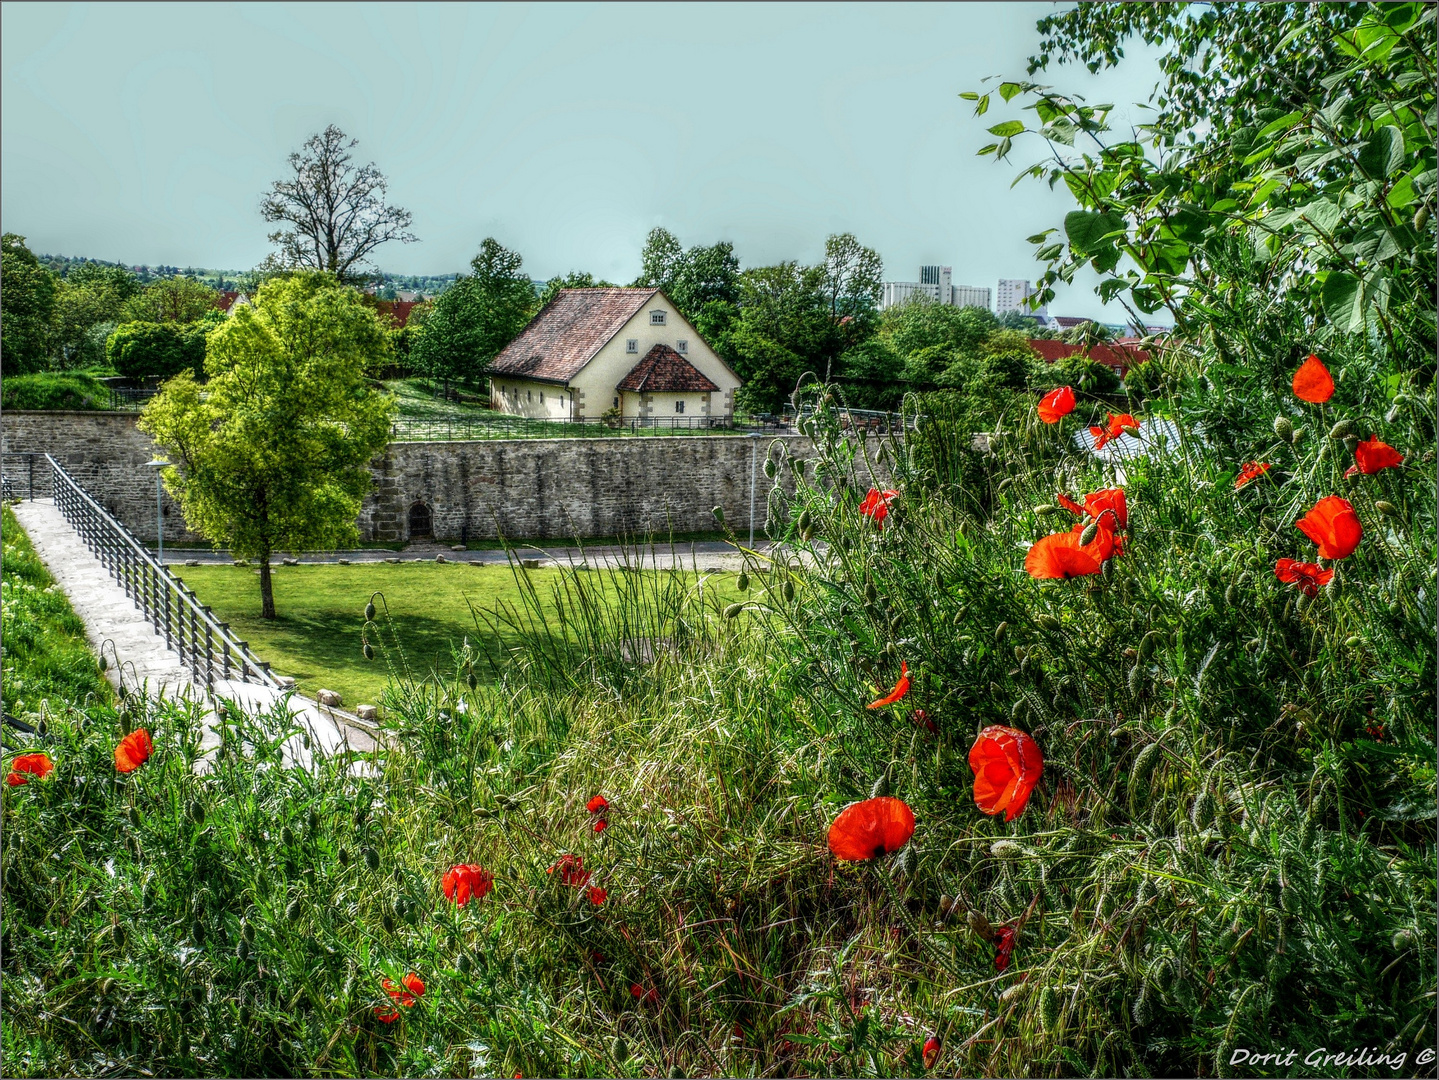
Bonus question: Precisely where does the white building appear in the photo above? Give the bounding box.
[997,278,1049,318]
[880,265,991,311]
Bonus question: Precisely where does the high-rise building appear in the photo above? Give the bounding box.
[996,278,1048,318]
[880,265,991,311]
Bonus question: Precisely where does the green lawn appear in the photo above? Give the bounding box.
[176,560,744,710]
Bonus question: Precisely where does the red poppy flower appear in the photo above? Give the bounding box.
[1088,413,1139,450]
[1346,436,1404,477]
[1055,492,1085,517]
[630,983,659,1004]
[374,1006,400,1023]
[549,853,591,887]
[1037,386,1076,424]
[1068,518,1120,563]
[969,725,1044,822]
[377,972,424,1017]
[1025,532,1102,580]
[1234,461,1272,489]
[1273,558,1334,599]
[993,924,1017,971]
[592,818,608,833]
[827,796,916,861]
[586,795,609,814]
[867,660,910,709]
[1083,487,1128,530]
[442,863,494,906]
[5,753,54,786]
[859,488,898,526]
[1292,354,1334,403]
[923,1036,941,1069]
[1366,722,1386,742]
[114,729,153,773]
[1295,495,1362,559]
[587,886,607,906]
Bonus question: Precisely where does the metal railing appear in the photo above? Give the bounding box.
[47,454,280,693]
[390,413,794,441]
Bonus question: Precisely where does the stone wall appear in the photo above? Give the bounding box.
[1,411,841,544]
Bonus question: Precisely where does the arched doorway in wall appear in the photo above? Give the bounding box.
[408,501,433,540]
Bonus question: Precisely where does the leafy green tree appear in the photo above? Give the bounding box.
[536,270,616,311]
[410,239,536,393]
[716,262,837,413]
[632,228,741,324]
[966,1,1435,371]
[124,276,219,324]
[1,234,57,374]
[138,273,395,619]
[105,321,211,380]
[66,262,141,301]
[632,227,685,292]
[819,232,884,370]
[835,337,906,408]
[878,298,997,360]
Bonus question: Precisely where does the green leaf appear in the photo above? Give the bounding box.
[958,91,979,101]
[1256,111,1304,140]
[1321,271,1366,333]
[1358,125,1406,178]
[1298,198,1343,236]
[998,82,1024,103]
[1064,210,1126,256]
[975,94,990,117]
[987,120,1025,138]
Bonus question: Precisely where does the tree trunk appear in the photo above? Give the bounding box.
[259,551,276,620]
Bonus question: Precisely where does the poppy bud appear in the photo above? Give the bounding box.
[1128,664,1144,697]
[99,976,115,997]
[457,953,472,973]
[781,580,795,603]
[237,939,250,961]
[129,806,142,828]
[994,622,1007,642]
[797,510,812,534]
[990,839,1023,859]
[1128,743,1163,817]
[1416,205,1430,231]
[712,505,725,525]
[1224,584,1237,606]
[242,921,256,944]
[938,894,953,914]
[188,801,205,825]
[1121,425,1141,439]
[1393,928,1414,950]
[364,602,376,622]
[1375,500,1398,517]
[1272,416,1294,441]
[382,912,395,934]
[363,847,380,871]
[362,642,374,661]
[394,866,406,886]
[1344,635,1361,648]
[1039,985,1061,1032]
[308,808,321,834]
[735,571,751,593]
[285,898,303,923]
[281,826,295,848]
[965,909,993,939]
[1137,630,1160,661]
[1342,434,1359,454]
[1328,419,1354,439]
[763,458,776,479]
[1033,504,1062,516]
[466,671,477,691]
[1291,426,1307,445]
[338,847,351,866]
[1191,790,1215,830]
[723,602,744,620]
[1385,402,1403,423]
[1078,521,1100,547]
[1035,613,1060,632]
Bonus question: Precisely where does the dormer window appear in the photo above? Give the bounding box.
[676,340,688,353]
[650,311,666,325]
[627,339,638,353]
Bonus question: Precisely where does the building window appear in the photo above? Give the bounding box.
[675,400,685,414]
[676,340,688,353]
[613,396,619,408]
[650,311,666,325]
[527,390,532,402]
[626,339,638,353]
[540,392,544,404]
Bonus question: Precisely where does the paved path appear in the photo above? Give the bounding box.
[9,499,376,768]
[154,538,782,572]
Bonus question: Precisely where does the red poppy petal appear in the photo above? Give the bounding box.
[867,660,910,709]
[827,796,916,860]
[1353,436,1403,474]
[1025,532,1102,579]
[1296,495,1362,559]
[1037,386,1075,424]
[1292,354,1335,403]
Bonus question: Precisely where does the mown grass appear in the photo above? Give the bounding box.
[175,558,745,708]
[386,377,503,421]
[1,504,112,717]
[1,334,1434,1078]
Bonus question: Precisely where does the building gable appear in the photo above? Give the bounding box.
[489,288,658,384]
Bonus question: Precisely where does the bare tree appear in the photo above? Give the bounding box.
[261,126,417,283]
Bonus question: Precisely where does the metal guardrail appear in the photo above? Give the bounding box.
[46,454,281,693]
[107,387,159,411]
[390,414,794,441]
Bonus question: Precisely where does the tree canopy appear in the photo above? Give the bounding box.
[138,273,395,618]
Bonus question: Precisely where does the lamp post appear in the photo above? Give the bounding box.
[145,458,170,565]
[748,432,762,549]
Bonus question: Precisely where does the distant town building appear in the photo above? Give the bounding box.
[997,279,1048,318]
[1028,338,1149,379]
[880,265,991,311]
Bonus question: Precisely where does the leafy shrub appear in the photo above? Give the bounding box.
[0,372,109,411]
[105,320,207,380]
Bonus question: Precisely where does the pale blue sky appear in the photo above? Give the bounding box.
[1,2,1165,319]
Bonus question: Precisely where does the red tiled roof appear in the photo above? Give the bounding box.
[616,345,720,394]
[489,288,659,384]
[1028,339,1150,372]
[215,291,241,312]
[374,300,421,328]
[1052,316,1094,329]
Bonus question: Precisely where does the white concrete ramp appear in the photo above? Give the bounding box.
[9,498,376,765]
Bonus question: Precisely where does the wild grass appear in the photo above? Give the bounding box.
[1,330,1434,1078]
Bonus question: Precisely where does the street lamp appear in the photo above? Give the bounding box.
[145,458,170,565]
[748,432,762,549]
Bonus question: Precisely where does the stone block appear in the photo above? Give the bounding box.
[355,704,378,722]
[317,689,342,707]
